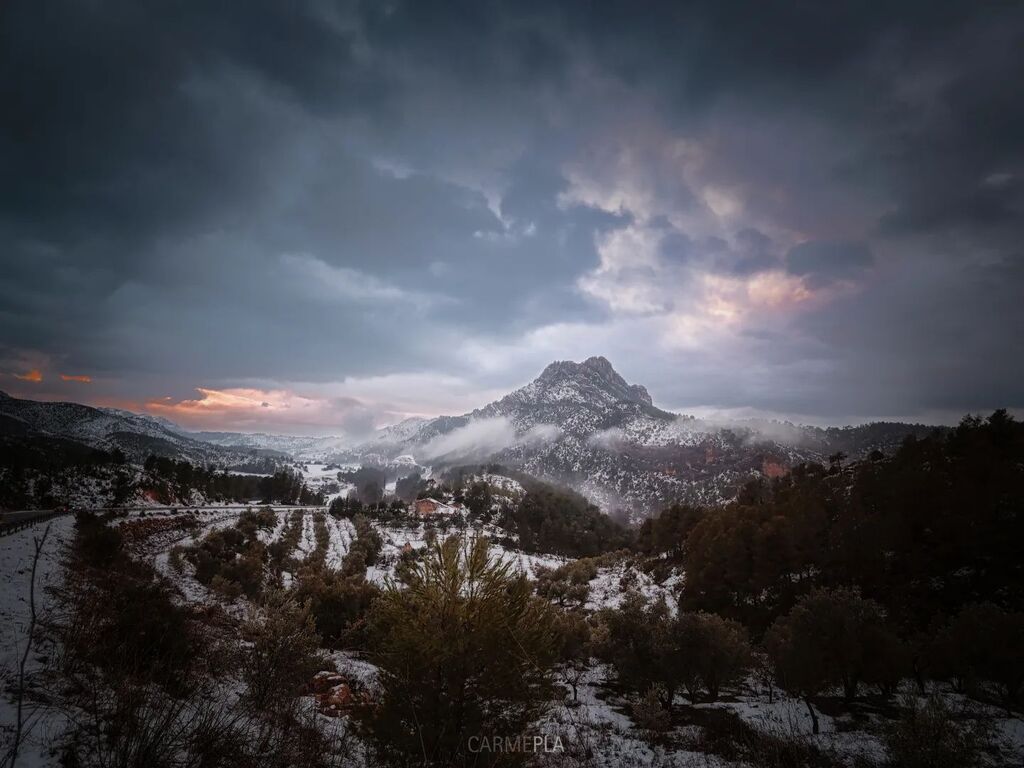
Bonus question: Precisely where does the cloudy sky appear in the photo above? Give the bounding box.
[2,1,1022,434]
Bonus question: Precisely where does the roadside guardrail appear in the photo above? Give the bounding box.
[0,504,326,537]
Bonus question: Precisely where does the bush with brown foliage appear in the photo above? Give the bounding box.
[882,696,991,768]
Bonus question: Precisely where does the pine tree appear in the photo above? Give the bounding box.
[360,536,557,766]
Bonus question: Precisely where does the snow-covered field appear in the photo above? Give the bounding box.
[365,519,572,587]
[294,512,318,562]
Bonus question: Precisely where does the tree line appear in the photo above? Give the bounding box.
[636,410,1024,633]
[142,456,323,505]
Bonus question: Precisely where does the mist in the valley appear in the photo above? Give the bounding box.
[417,417,561,462]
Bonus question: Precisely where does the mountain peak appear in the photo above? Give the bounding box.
[538,355,613,381]
[536,356,654,407]
[582,355,614,373]
[536,360,655,409]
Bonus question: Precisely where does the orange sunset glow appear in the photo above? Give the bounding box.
[14,369,43,382]
[144,386,358,432]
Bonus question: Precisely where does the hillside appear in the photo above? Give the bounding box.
[0,391,265,467]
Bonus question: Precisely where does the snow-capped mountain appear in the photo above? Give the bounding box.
[471,356,675,434]
[345,357,935,515]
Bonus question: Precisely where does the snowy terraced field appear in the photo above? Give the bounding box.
[134,507,358,599]
[258,510,289,545]
[294,512,318,561]
[324,515,355,570]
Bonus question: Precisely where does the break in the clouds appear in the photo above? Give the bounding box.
[1,1,1022,432]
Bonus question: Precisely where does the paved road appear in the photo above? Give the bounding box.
[0,505,327,537]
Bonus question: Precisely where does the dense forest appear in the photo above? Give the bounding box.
[638,409,1024,633]
[617,410,1024,737]
[141,456,324,505]
[0,447,320,509]
[0,438,128,509]
[499,484,632,557]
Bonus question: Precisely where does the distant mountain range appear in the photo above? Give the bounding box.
[186,430,353,459]
[0,357,939,513]
[0,390,276,468]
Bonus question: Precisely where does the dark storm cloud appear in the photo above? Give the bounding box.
[657,228,783,278]
[1,1,378,243]
[785,241,874,288]
[1,0,1022,423]
[729,229,779,276]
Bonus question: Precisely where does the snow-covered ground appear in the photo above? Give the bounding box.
[258,510,288,545]
[586,565,681,614]
[538,665,730,768]
[325,516,355,570]
[476,472,526,498]
[151,509,251,579]
[294,512,318,562]
[299,463,352,481]
[366,522,432,586]
[6,510,1024,768]
[0,517,75,767]
[365,519,572,586]
[298,462,355,505]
